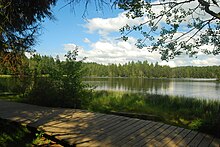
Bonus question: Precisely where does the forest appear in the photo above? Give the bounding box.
[1,54,220,79]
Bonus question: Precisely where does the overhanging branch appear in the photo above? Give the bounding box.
[198,0,220,19]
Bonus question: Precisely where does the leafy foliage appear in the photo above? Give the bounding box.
[26,49,89,108]
[116,0,220,60]
[0,0,56,53]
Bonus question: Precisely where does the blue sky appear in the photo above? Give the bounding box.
[35,0,121,55]
[34,0,220,67]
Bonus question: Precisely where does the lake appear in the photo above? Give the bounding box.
[1,77,220,100]
[84,77,220,100]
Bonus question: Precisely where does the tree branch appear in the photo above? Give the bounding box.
[198,0,220,19]
[151,0,195,6]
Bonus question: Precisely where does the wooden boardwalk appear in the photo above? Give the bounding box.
[0,100,219,147]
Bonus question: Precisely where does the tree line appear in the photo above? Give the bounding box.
[1,54,219,79]
[83,61,220,79]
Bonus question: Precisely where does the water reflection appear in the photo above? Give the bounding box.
[85,78,170,93]
[84,78,220,100]
[1,77,219,100]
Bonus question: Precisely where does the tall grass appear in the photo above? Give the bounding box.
[87,91,220,137]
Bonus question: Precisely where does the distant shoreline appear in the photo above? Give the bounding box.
[1,75,218,81]
[83,76,218,81]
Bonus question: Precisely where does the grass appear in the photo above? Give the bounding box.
[0,119,56,147]
[86,91,220,137]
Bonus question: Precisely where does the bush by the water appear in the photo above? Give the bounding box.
[23,50,91,108]
[25,77,92,108]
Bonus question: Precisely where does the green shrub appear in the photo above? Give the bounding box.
[25,49,91,108]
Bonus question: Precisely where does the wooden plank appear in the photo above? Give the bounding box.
[57,113,118,131]
[40,113,106,136]
[77,117,138,146]
[103,119,149,146]
[164,129,191,147]
[37,111,98,128]
[68,114,118,133]
[110,120,151,146]
[122,121,162,147]
[198,135,214,147]
[36,110,103,136]
[89,118,138,146]
[63,115,127,145]
[116,121,157,146]
[50,116,118,136]
[134,124,170,146]
[74,114,125,135]
[187,132,205,146]
[46,115,122,144]
[209,138,220,147]
[177,130,198,147]
[42,112,103,128]
[38,112,99,130]
[77,141,100,147]
[146,125,177,146]
[156,127,184,146]
[97,119,140,145]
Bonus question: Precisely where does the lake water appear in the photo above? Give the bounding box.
[1,77,220,100]
[84,78,220,100]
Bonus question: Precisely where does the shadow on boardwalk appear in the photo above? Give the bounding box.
[0,100,219,147]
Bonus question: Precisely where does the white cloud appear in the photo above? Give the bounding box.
[191,56,220,66]
[63,38,161,65]
[84,12,143,36]
[160,60,177,68]
[63,44,77,52]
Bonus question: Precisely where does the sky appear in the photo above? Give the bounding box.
[34,0,220,67]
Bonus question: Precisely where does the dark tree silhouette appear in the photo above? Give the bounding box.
[0,0,57,71]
